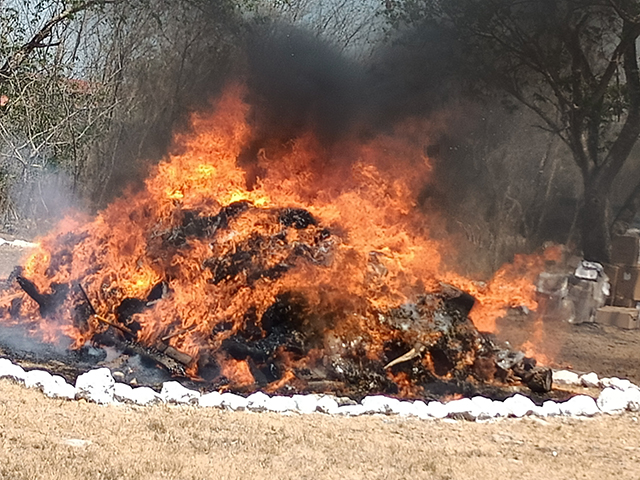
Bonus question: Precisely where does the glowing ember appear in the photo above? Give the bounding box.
[0,86,551,397]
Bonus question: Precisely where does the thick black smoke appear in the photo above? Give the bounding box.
[237,22,466,149]
[243,25,367,147]
[226,22,471,187]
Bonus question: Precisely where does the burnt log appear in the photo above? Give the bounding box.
[154,342,193,366]
[512,359,553,393]
[524,367,553,393]
[279,208,317,229]
[119,338,187,376]
[16,276,68,318]
[164,201,252,247]
[90,327,188,376]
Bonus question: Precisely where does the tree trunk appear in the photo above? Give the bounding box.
[580,174,612,264]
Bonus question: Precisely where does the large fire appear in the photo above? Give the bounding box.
[0,86,551,397]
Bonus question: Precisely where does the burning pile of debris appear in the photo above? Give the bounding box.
[0,203,551,400]
[0,88,554,402]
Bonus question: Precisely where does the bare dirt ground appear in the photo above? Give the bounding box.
[496,314,640,386]
[2,240,640,479]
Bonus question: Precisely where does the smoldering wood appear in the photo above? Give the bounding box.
[121,340,187,376]
[161,325,197,342]
[278,208,318,229]
[509,356,552,393]
[383,347,421,369]
[91,328,187,376]
[163,201,251,247]
[15,275,68,317]
[12,275,192,376]
[521,366,553,393]
[154,342,193,366]
[0,325,107,383]
[80,281,193,368]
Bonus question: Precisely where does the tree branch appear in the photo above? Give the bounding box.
[601,20,640,186]
[612,178,640,234]
[0,1,115,82]
[503,80,573,150]
[608,0,640,25]
[589,22,640,108]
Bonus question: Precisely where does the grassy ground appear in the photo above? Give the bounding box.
[1,379,640,480]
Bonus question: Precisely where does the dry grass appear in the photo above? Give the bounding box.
[0,379,640,480]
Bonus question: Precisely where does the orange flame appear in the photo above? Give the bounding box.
[0,85,552,390]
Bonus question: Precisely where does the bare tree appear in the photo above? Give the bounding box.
[244,0,385,59]
[0,1,119,227]
[0,0,114,82]
[386,0,640,263]
[0,0,241,229]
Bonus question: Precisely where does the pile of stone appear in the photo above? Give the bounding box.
[1,358,639,420]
